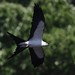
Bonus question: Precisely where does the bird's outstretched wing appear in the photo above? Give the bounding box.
[28,4,45,40]
[29,47,44,67]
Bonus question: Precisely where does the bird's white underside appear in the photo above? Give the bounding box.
[25,40,48,47]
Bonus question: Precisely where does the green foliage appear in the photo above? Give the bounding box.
[0,0,31,7]
[0,2,32,75]
[0,0,75,75]
[6,0,31,7]
[40,0,75,30]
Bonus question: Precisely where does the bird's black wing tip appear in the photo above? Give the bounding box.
[34,3,40,8]
[33,62,43,68]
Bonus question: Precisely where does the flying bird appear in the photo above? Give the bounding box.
[7,4,48,67]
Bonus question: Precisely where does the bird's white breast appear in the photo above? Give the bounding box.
[25,40,48,47]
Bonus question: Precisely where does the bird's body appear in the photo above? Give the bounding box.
[20,40,48,47]
[7,3,48,67]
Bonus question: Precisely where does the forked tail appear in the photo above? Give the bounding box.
[7,32,26,59]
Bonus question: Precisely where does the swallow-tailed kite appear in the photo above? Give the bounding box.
[7,4,48,67]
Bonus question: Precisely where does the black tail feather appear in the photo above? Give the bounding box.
[7,32,25,45]
[8,47,25,59]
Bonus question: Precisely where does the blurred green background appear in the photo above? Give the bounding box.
[0,0,75,75]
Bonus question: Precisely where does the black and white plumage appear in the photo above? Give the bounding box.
[7,4,48,67]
